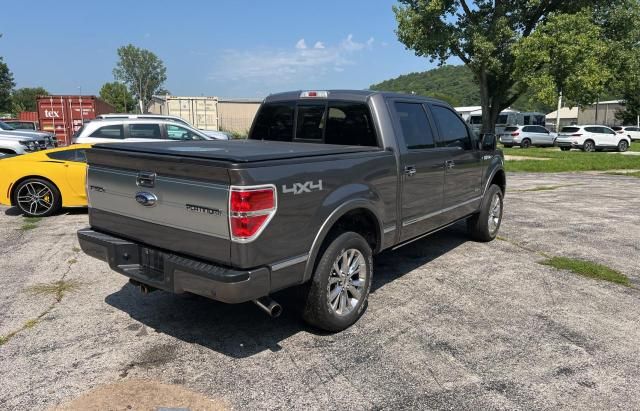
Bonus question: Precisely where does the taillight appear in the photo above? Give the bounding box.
[511,132,520,136]
[229,185,277,242]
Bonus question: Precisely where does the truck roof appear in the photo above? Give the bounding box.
[264,90,446,104]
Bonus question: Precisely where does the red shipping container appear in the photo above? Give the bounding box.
[37,96,115,146]
[18,111,38,122]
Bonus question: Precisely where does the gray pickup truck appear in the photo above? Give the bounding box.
[78,90,506,331]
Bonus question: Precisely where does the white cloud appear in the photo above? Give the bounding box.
[211,35,375,85]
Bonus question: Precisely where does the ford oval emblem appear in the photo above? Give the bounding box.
[135,192,158,207]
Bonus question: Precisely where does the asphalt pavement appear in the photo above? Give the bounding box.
[0,172,639,410]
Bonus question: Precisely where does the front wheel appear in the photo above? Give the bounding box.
[13,178,62,217]
[467,184,504,242]
[303,232,372,332]
[618,140,629,152]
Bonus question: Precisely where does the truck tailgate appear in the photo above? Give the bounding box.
[86,147,231,265]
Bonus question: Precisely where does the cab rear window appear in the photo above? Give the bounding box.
[504,126,519,132]
[250,101,379,147]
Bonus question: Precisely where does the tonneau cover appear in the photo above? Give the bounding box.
[92,139,381,163]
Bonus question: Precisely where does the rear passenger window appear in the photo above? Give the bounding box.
[296,104,326,141]
[46,149,86,163]
[394,102,435,150]
[89,125,124,139]
[129,124,161,139]
[431,105,472,150]
[523,126,534,133]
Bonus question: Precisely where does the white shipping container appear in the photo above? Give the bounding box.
[151,96,219,130]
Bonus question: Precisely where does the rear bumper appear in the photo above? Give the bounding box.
[77,228,270,304]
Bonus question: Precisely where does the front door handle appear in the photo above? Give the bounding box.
[404,165,417,177]
[445,160,456,169]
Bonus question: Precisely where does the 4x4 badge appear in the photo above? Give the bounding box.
[282,180,323,195]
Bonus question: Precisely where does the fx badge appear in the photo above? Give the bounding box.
[282,180,323,195]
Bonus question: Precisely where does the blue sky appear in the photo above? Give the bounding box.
[0,0,440,98]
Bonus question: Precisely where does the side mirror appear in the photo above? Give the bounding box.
[480,133,497,151]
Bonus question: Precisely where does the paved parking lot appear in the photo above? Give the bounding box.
[1,172,639,410]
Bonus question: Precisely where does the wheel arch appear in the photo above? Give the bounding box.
[302,200,384,283]
[483,164,506,197]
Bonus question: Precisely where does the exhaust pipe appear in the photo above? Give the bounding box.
[253,296,282,318]
[129,279,157,295]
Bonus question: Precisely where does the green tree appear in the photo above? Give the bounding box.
[0,58,14,113]
[393,1,628,133]
[113,44,167,113]
[11,87,48,114]
[99,82,135,113]
[0,34,15,113]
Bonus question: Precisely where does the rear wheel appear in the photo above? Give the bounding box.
[303,231,372,332]
[618,140,629,152]
[468,184,503,242]
[13,178,61,217]
[521,139,531,149]
[582,140,596,152]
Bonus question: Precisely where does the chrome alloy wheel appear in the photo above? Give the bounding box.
[16,181,54,216]
[487,192,502,235]
[327,248,367,316]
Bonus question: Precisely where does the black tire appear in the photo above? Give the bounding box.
[582,140,596,152]
[303,231,373,332]
[12,178,62,217]
[467,184,504,242]
[617,140,629,152]
[560,147,571,151]
[521,139,531,149]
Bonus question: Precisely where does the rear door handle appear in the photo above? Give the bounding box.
[404,165,417,177]
[445,160,456,169]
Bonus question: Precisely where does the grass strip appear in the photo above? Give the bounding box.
[540,257,630,286]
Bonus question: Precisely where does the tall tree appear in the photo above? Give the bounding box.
[393,1,628,133]
[113,44,167,113]
[99,82,135,113]
[0,34,15,113]
[11,87,48,113]
[0,58,14,113]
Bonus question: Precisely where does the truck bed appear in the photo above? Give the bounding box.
[93,139,381,164]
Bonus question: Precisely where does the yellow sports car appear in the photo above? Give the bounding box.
[0,144,92,217]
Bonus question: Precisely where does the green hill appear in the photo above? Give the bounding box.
[370,65,478,107]
[370,65,556,113]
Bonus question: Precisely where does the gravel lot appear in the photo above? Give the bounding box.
[1,172,639,410]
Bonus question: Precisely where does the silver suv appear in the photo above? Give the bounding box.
[96,114,230,140]
[499,125,556,148]
[72,119,218,144]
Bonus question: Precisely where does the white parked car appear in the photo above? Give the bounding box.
[555,125,631,152]
[499,125,556,148]
[96,114,230,140]
[612,126,640,141]
[71,119,219,144]
[0,135,40,155]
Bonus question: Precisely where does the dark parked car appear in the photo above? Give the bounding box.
[78,90,506,331]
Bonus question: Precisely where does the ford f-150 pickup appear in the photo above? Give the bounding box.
[78,90,506,331]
